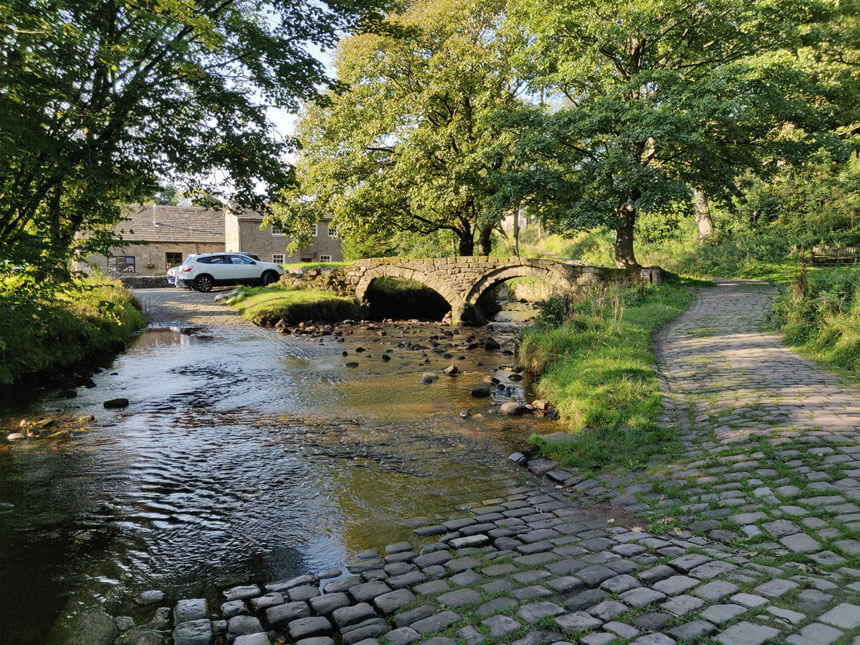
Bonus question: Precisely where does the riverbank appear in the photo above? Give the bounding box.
[151,278,860,645]
[519,281,698,471]
[226,284,359,326]
[0,275,145,386]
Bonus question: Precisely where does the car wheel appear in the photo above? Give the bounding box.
[194,275,213,292]
[262,270,279,286]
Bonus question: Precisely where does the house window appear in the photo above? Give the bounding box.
[272,254,285,264]
[108,256,136,273]
[319,255,332,263]
[328,224,337,238]
[312,223,318,237]
[166,252,182,267]
[272,223,285,235]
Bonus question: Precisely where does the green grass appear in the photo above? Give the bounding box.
[518,223,820,284]
[280,261,351,271]
[519,281,697,470]
[0,274,145,385]
[772,265,860,375]
[229,283,359,326]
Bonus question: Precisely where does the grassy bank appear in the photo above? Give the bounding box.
[228,284,359,326]
[281,261,350,271]
[518,280,698,470]
[772,266,860,375]
[0,275,145,385]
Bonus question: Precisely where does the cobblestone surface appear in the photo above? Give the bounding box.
[165,281,860,644]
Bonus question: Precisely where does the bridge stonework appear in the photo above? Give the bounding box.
[345,257,660,324]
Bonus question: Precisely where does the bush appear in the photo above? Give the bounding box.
[0,274,145,384]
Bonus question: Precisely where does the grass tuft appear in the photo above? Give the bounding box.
[0,273,145,385]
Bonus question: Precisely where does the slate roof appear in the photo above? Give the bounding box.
[116,205,224,243]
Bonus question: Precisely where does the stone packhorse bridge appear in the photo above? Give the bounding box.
[344,257,660,323]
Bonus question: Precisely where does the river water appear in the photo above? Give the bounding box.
[0,318,555,643]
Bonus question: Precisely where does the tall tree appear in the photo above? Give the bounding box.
[497,0,847,267]
[0,0,385,274]
[271,0,526,256]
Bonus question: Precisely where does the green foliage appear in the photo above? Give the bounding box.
[519,283,694,470]
[340,229,455,261]
[494,0,851,267]
[0,0,386,274]
[0,274,145,384]
[270,0,526,256]
[533,295,570,329]
[772,267,860,374]
[229,285,359,326]
[281,261,351,271]
[523,154,860,282]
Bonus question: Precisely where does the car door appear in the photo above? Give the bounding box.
[203,255,232,284]
[228,254,259,283]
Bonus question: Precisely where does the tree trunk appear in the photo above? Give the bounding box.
[694,188,714,242]
[477,226,493,256]
[512,208,520,257]
[614,205,639,268]
[457,228,474,256]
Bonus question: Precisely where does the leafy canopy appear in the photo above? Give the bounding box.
[271,0,527,256]
[0,0,386,273]
[494,0,850,266]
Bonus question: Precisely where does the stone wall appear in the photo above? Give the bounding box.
[119,276,171,289]
[82,241,224,276]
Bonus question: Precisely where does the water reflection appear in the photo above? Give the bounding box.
[0,322,553,643]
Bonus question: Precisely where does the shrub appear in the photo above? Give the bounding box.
[0,274,145,384]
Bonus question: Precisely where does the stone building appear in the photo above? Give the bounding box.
[81,204,225,276]
[225,207,343,265]
[79,204,342,276]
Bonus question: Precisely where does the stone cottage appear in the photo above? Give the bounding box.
[80,204,225,276]
[79,204,342,276]
[224,206,343,265]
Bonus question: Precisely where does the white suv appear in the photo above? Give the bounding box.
[175,253,285,292]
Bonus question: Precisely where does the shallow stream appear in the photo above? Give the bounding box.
[0,318,554,643]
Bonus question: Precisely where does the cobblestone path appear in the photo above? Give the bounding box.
[160,281,859,645]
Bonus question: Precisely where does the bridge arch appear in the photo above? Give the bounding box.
[354,264,462,313]
[464,264,575,308]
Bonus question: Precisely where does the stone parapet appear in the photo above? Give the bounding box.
[343,257,660,324]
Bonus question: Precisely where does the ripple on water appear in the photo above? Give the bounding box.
[0,323,554,644]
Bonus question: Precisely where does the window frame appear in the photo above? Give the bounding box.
[319,255,332,263]
[272,253,285,264]
[271,223,285,236]
[312,223,318,237]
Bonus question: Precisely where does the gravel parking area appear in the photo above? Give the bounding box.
[133,287,244,326]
